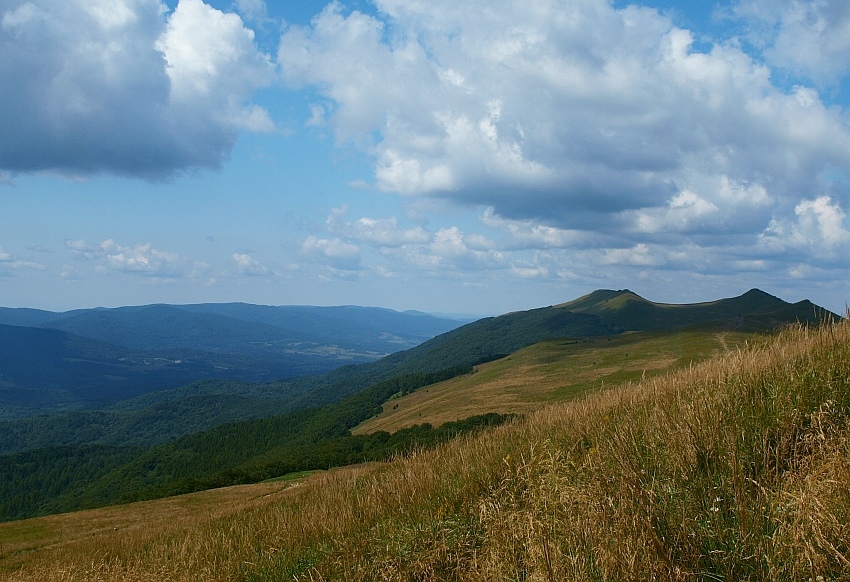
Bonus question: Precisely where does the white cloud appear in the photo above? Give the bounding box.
[277,0,850,270]
[510,263,550,279]
[732,0,850,85]
[601,243,664,267]
[100,239,184,276]
[0,0,274,178]
[759,196,850,259]
[795,196,850,248]
[67,238,188,277]
[232,252,271,276]
[326,206,429,247]
[314,207,514,276]
[629,190,721,234]
[395,226,507,272]
[0,245,46,271]
[301,236,362,270]
[60,265,81,280]
[66,239,104,259]
[157,0,272,102]
[233,0,270,26]
[480,208,589,250]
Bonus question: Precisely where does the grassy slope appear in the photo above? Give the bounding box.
[0,474,324,573]
[355,326,754,434]
[3,318,849,581]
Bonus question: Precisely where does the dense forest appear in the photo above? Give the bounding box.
[0,365,513,521]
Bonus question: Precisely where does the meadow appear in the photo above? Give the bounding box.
[355,327,752,433]
[1,317,848,581]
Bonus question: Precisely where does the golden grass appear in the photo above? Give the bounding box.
[0,475,320,577]
[3,319,848,581]
[355,329,751,434]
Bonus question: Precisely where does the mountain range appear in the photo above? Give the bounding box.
[0,303,467,416]
[0,288,840,521]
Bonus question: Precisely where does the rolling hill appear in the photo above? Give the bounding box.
[0,288,836,449]
[353,326,755,434]
[0,288,839,524]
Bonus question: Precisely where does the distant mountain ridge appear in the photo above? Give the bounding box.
[0,303,467,417]
[0,289,836,422]
[0,323,228,412]
[378,287,837,375]
[0,303,465,355]
[557,288,834,331]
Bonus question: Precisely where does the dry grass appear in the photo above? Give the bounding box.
[355,329,751,434]
[3,319,849,581]
[0,477,324,577]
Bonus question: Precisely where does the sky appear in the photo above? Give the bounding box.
[1,0,849,316]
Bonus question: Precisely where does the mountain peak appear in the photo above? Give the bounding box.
[552,287,839,332]
[555,289,647,312]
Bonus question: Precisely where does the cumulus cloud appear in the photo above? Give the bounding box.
[301,235,362,271]
[601,243,665,267]
[731,0,850,85]
[309,207,514,277]
[0,246,45,271]
[232,252,271,276]
[65,239,105,259]
[100,239,185,276]
[480,208,590,250]
[326,206,429,247]
[67,238,188,277]
[0,0,274,178]
[277,0,850,253]
[423,227,507,271]
[759,196,850,260]
[233,0,271,27]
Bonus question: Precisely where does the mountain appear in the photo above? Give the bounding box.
[0,304,466,417]
[0,288,840,522]
[0,307,74,327]
[0,324,256,415]
[1,289,834,423]
[23,303,466,357]
[176,303,462,352]
[558,288,834,331]
[343,287,837,380]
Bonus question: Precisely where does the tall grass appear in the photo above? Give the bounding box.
[6,318,850,581]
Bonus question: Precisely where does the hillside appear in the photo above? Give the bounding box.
[1,289,833,422]
[354,326,754,434]
[148,288,831,423]
[0,289,839,523]
[350,285,841,434]
[0,324,226,414]
[2,313,847,581]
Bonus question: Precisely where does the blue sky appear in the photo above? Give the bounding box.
[2,0,849,316]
